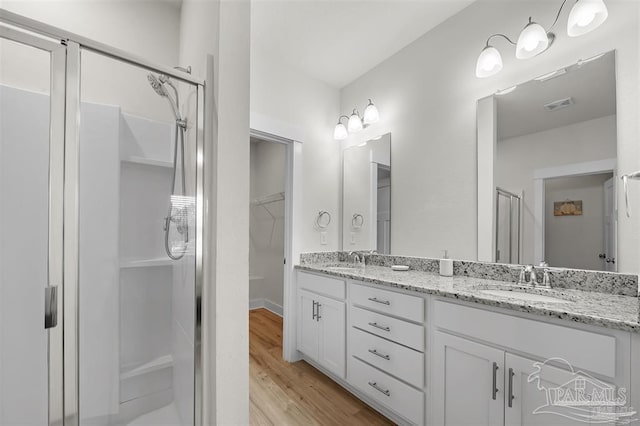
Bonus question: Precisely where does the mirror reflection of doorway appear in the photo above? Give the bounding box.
[376,164,391,254]
[544,172,616,271]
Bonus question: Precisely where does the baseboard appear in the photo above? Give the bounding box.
[249,298,283,317]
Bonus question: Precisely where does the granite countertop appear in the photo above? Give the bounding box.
[296,263,640,333]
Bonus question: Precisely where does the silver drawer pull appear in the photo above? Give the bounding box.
[367,297,390,305]
[368,381,391,396]
[367,322,390,332]
[368,349,391,360]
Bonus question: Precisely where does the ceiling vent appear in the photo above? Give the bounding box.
[544,97,574,112]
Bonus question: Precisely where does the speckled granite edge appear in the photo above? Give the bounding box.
[296,263,640,333]
[299,252,639,296]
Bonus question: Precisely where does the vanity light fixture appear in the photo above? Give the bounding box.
[516,18,554,59]
[476,0,609,78]
[334,99,380,140]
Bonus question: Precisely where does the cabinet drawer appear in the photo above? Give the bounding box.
[351,283,423,322]
[349,356,423,425]
[349,327,424,389]
[433,300,617,378]
[351,306,424,352]
[298,271,345,300]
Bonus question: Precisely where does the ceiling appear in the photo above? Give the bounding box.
[497,51,616,141]
[251,0,474,88]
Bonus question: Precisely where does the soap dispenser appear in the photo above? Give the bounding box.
[439,250,453,277]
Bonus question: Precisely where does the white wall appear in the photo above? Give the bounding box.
[2,1,182,121]
[181,1,251,424]
[250,46,342,255]
[250,140,285,310]
[496,115,617,265]
[340,0,640,270]
[545,173,613,270]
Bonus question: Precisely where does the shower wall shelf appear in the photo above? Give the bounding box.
[120,258,174,269]
[120,354,174,380]
[121,155,173,168]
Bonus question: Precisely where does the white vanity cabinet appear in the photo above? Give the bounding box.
[296,271,346,378]
[432,300,628,426]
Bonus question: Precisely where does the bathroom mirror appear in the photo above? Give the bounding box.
[342,133,391,253]
[477,51,622,272]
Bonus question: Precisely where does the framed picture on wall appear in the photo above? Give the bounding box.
[554,200,583,216]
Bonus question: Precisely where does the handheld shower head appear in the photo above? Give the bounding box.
[147,73,182,122]
[147,74,168,97]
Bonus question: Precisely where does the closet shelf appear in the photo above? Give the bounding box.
[121,155,173,168]
[251,191,285,206]
[120,258,174,269]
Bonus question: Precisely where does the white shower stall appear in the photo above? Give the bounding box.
[0,11,203,426]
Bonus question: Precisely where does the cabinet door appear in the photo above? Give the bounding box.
[505,353,618,426]
[432,331,505,426]
[297,290,319,360]
[317,295,346,378]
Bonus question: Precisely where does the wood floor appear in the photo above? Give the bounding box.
[249,308,394,426]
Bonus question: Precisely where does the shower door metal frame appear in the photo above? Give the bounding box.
[495,187,521,265]
[0,23,67,426]
[1,9,206,426]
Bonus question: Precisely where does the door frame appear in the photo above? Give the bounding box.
[249,120,303,363]
[533,158,617,266]
[0,23,67,426]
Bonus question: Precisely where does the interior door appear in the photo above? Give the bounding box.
[0,26,65,425]
[603,177,617,272]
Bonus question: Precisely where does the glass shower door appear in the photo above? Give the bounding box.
[0,27,65,425]
[77,49,199,426]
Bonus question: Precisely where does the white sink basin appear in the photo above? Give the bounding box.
[479,289,572,304]
[326,266,361,272]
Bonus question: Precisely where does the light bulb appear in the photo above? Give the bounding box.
[363,99,379,125]
[568,0,608,37]
[348,111,363,133]
[475,46,503,78]
[516,19,550,59]
[333,122,348,140]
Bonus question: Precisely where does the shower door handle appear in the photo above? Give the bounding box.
[44,286,58,329]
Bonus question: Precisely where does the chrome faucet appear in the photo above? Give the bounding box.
[518,265,537,286]
[348,251,365,267]
[539,262,552,288]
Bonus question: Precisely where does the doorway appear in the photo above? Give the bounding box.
[544,173,615,271]
[249,135,288,316]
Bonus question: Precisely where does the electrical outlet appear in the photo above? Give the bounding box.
[320,232,327,245]
[350,232,356,244]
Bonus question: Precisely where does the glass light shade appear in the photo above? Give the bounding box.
[475,46,503,78]
[567,0,608,37]
[363,100,379,125]
[516,21,550,59]
[348,112,363,133]
[333,122,348,140]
